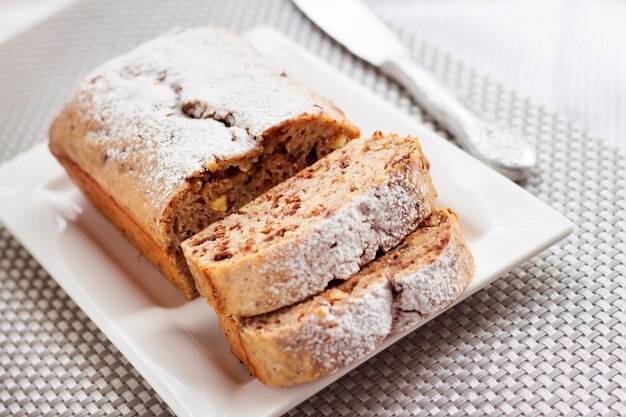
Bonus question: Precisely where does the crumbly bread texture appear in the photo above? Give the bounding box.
[182,132,437,317]
[49,27,359,299]
[227,208,474,387]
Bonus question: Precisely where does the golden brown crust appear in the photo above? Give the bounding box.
[51,112,358,299]
[51,152,198,299]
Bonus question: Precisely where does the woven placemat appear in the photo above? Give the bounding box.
[0,0,624,415]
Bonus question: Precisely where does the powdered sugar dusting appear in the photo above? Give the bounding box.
[63,27,326,226]
[245,276,393,384]
[262,173,432,305]
[283,278,392,374]
[240,209,474,385]
[253,172,435,315]
[391,217,474,332]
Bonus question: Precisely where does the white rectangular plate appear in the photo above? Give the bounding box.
[0,26,573,417]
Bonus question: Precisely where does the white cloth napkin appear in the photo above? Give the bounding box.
[365,0,626,151]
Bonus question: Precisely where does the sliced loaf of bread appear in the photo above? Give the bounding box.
[229,208,473,386]
[182,132,437,318]
[49,27,359,299]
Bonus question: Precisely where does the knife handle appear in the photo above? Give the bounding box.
[381,55,536,181]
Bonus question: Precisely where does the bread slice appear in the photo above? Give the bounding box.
[230,208,474,387]
[182,132,437,317]
[49,27,359,299]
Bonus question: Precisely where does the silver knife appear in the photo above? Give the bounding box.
[293,0,536,181]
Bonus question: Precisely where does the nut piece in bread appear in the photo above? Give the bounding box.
[182,132,437,317]
[227,208,474,386]
[49,27,359,299]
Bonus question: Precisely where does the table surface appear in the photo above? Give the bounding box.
[0,0,624,416]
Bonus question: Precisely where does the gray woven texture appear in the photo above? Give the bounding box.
[0,0,625,415]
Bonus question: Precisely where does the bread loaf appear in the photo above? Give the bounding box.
[182,132,437,317]
[49,27,359,299]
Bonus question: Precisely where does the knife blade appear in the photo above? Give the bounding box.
[293,0,536,181]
